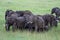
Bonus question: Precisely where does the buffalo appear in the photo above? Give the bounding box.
[5,12,19,31]
[37,14,58,28]
[51,7,60,20]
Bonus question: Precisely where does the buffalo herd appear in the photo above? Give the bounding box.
[5,7,60,32]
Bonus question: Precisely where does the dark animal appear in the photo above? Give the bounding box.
[24,14,34,31]
[51,7,60,20]
[35,16,46,32]
[5,12,18,31]
[37,14,58,28]
[51,7,59,14]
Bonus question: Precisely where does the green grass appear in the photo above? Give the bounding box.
[0,0,60,40]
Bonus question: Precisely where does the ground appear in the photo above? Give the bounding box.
[0,0,60,40]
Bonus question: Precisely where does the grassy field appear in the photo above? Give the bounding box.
[0,0,60,40]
